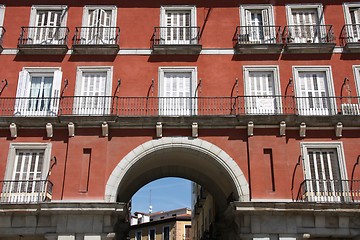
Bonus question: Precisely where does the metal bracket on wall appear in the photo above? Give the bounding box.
[0,79,7,95]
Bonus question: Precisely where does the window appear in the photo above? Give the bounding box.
[14,67,62,116]
[160,6,197,44]
[285,4,325,43]
[184,225,191,240]
[0,5,5,26]
[239,5,276,43]
[28,5,68,44]
[293,66,336,115]
[243,66,281,114]
[301,142,348,202]
[163,226,170,240]
[149,229,155,240]
[135,231,142,240]
[81,6,117,44]
[343,3,360,42]
[74,66,113,115]
[2,143,52,203]
[158,67,197,116]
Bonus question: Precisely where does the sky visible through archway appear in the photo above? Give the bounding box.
[131,177,192,214]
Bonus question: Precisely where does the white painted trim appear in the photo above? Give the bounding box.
[4,143,52,181]
[29,5,68,27]
[75,66,113,96]
[148,228,156,240]
[285,3,325,25]
[292,65,335,97]
[239,4,275,26]
[343,2,360,24]
[0,5,5,26]
[353,65,360,96]
[160,5,197,27]
[22,67,61,73]
[162,225,171,240]
[135,230,142,240]
[300,142,348,181]
[82,5,117,27]
[158,66,197,98]
[104,137,250,202]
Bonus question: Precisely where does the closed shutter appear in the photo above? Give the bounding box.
[244,10,252,40]
[161,72,192,116]
[298,72,331,115]
[165,11,191,44]
[350,8,360,41]
[14,70,31,116]
[247,72,276,114]
[306,149,342,202]
[34,11,62,44]
[261,9,272,42]
[292,10,318,43]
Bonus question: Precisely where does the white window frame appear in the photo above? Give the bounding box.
[300,142,349,202]
[75,66,113,96]
[15,67,62,116]
[81,5,117,27]
[183,224,191,240]
[135,230,142,240]
[158,67,197,116]
[4,143,52,181]
[353,65,360,96]
[292,66,336,115]
[29,5,68,27]
[148,228,156,240]
[239,4,275,26]
[285,3,325,25]
[343,2,360,24]
[160,5,197,27]
[243,65,282,114]
[163,225,171,240]
[0,5,5,26]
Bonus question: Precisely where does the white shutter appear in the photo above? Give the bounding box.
[261,9,271,42]
[245,10,252,39]
[48,70,62,115]
[248,72,275,114]
[14,70,31,116]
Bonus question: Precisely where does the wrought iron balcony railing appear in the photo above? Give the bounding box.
[153,26,201,46]
[0,180,53,203]
[234,25,282,46]
[74,27,120,45]
[0,26,5,46]
[18,26,69,45]
[341,24,360,46]
[295,179,360,203]
[283,25,335,44]
[0,95,357,117]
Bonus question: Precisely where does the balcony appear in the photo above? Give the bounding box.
[341,24,360,52]
[283,25,336,53]
[18,26,69,54]
[152,27,202,54]
[72,27,120,55]
[295,179,360,203]
[0,96,358,117]
[0,26,5,52]
[0,180,53,203]
[233,25,283,54]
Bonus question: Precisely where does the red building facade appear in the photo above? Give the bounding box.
[0,0,360,239]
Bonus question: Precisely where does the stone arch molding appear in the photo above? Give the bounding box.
[105,137,250,202]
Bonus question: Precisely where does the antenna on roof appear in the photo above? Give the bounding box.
[149,189,152,214]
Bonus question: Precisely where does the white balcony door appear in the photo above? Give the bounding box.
[298,72,332,115]
[77,72,109,115]
[15,69,62,116]
[34,11,62,44]
[160,72,193,116]
[245,10,271,43]
[350,8,360,42]
[305,149,342,202]
[86,9,112,44]
[165,11,191,44]
[3,150,46,203]
[291,9,319,43]
[247,71,276,114]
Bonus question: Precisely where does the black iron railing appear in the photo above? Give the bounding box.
[283,25,335,44]
[0,96,358,117]
[234,25,282,46]
[18,26,69,45]
[295,179,360,203]
[0,26,5,46]
[341,24,360,46]
[74,27,120,45]
[0,180,53,203]
[153,26,200,46]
